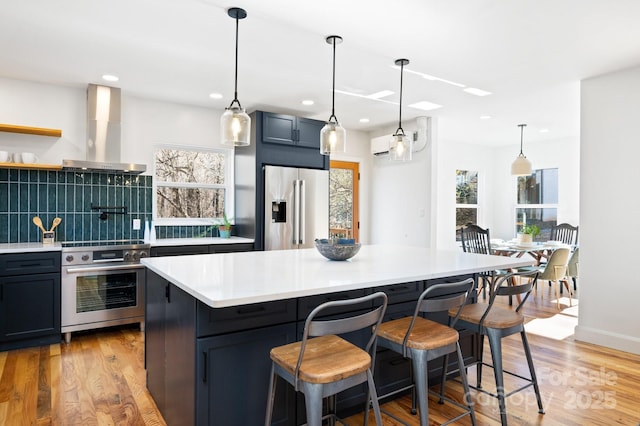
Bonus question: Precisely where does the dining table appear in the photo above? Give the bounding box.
[491,240,572,266]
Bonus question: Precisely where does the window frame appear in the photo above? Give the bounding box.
[455,169,479,240]
[514,168,559,240]
[152,144,235,226]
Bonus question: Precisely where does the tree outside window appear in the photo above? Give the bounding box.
[153,147,233,224]
[456,170,478,240]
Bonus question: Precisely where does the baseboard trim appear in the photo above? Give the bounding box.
[574,325,640,355]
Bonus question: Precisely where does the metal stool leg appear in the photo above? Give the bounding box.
[411,350,430,426]
[366,369,384,426]
[521,331,545,414]
[303,383,324,426]
[438,353,450,404]
[456,342,477,425]
[476,334,485,389]
[487,329,508,426]
[264,364,276,426]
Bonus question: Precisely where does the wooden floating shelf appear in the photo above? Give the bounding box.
[0,162,62,171]
[0,123,62,137]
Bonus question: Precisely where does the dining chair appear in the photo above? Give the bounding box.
[265,292,388,426]
[461,224,497,298]
[445,270,544,426]
[537,247,571,309]
[376,278,477,426]
[550,223,579,246]
[561,247,579,294]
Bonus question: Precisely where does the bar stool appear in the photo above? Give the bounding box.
[376,278,477,426]
[444,271,545,426]
[264,292,388,426]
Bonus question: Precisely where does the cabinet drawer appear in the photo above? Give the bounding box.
[151,245,210,257]
[210,243,254,253]
[0,252,60,276]
[196,298,297,337]
[297,289,368,320]
[376,281,423,305]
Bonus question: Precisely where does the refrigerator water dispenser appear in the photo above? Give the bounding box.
[272,201,286,223]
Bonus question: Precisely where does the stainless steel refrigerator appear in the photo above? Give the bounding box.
[263,165,329,250]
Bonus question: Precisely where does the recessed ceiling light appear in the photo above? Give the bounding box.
[209,93,223,99]
[301,99,314,106]
[408,101,442,111]
[539,128,549,133]
[402,68,465,88]
[463,87,492,96]
[480,115,492,120]
[102,74,119,82]
[367,90,394,99]
[359,118,370,123]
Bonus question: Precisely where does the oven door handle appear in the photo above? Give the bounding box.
[65,264,146,274]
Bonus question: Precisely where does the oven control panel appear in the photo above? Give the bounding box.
[61,243,151,266]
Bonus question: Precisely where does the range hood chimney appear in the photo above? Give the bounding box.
[62,84,146,174]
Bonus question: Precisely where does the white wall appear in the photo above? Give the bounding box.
[575,66,640,354]
[0,78,85,163]
[0,77,227,170]
[369,120,433,248]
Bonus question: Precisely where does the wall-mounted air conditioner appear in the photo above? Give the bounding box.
[371,135,390,156]
[370,116,431,157]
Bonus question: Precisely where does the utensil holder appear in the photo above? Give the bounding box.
[43,231,55,245]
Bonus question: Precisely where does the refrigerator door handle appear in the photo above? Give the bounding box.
[293,179,301,245]
[299,179,305,245]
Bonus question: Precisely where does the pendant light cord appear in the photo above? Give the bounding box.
[395,59,408,136]
[330,37,337,121]
[231,14,242,109]
[518,124,527,155]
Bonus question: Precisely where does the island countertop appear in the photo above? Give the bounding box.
[141,244,534,308]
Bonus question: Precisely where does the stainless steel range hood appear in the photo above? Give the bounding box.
[62,84,146,174]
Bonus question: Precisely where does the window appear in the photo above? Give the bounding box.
[153,146,233,225]
[515,168,558,241]
[456,170,478,240]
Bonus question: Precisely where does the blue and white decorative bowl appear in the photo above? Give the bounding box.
[314,239,361,261]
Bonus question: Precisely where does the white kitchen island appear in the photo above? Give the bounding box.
[141,245,533,425]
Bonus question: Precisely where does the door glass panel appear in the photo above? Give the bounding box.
[76,272,138,313]
[329,161,359,241]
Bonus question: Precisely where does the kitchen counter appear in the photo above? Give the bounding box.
[141,244,534,308]
[149,236,254,246]
[0,242,62,254]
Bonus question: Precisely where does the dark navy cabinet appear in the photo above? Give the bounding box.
[145,275,196,426]
[150,242,254,257]
[0,251,61,350]
[262,112,325,149]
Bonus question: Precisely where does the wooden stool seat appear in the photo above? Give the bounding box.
[451,304,524,329]
[270,334,371,384]
[377,317,459,350]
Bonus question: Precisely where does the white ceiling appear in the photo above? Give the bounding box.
[3,0,640,146]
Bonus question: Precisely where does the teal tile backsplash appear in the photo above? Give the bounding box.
[0,168,152,243]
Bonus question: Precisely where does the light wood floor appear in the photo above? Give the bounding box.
[1,285,639,425]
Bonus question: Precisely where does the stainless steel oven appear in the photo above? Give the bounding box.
[61,240,150,343]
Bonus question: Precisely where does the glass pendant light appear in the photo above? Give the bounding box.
[221,7,250,147]
[320,35,346,155]
[511,124,532,175]
[390,59,412,161]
